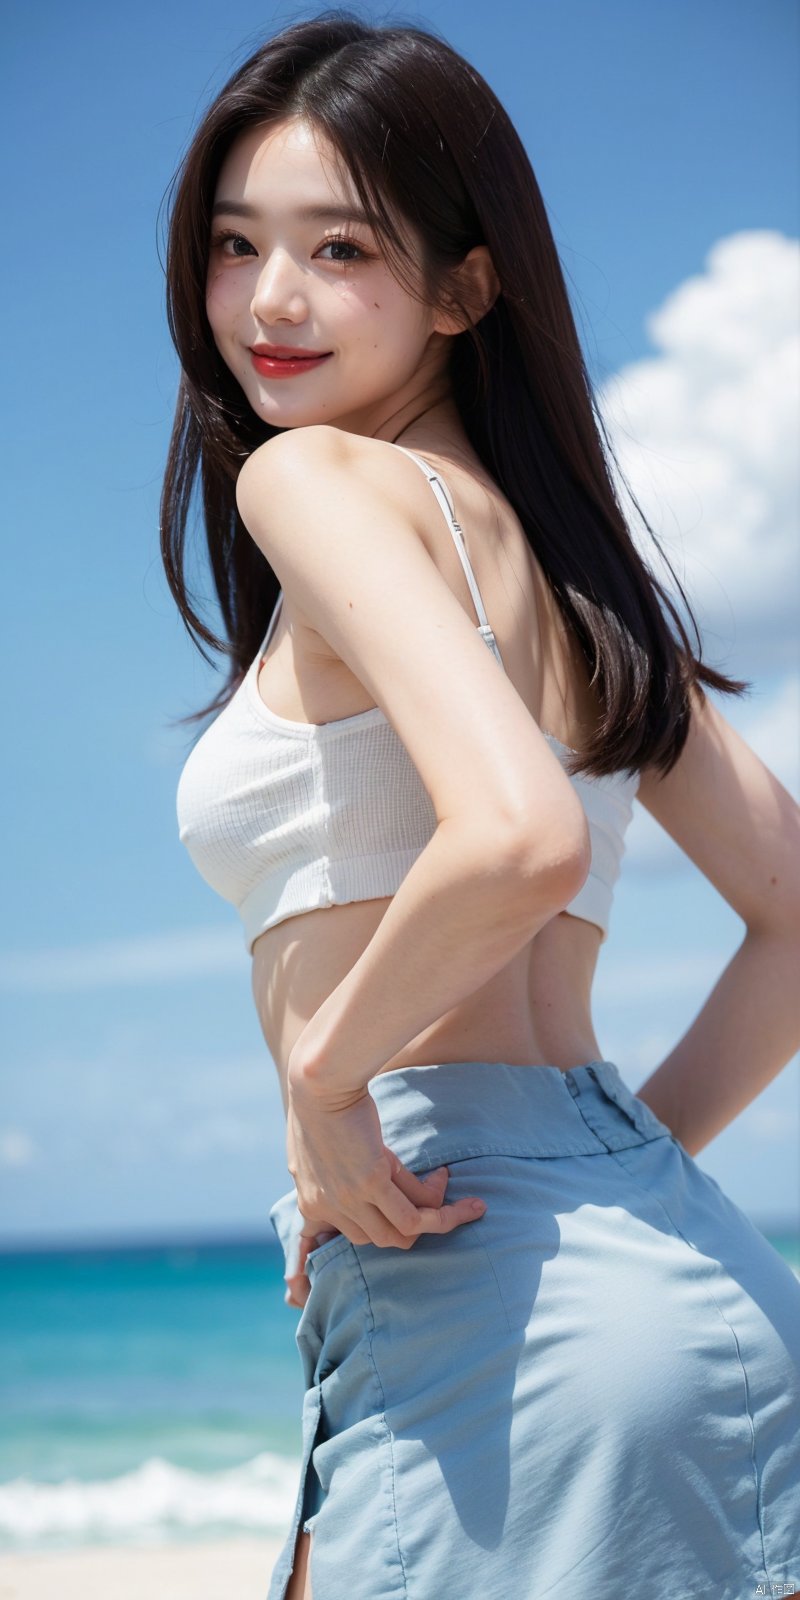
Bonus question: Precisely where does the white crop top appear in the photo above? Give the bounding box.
[176,444,640,954]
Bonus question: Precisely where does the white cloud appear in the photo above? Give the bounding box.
[0,926,244,993]
[598,230,800,673]
[746,1104,800,1145]
[0,1128,38,1168]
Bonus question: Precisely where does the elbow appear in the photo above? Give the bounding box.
[500,809,592,916]
[451,789,591,920]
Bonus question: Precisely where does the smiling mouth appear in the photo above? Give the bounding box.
[250,348,332,360]
[249,348,333,377]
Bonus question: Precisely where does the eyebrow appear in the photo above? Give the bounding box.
[211,199,376,225]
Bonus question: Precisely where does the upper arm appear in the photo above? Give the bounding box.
[235,426,590,879]
[636,684,800,934]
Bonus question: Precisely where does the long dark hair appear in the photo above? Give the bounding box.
[160,8,748,780]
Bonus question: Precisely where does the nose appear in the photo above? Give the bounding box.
[250,247,309,324]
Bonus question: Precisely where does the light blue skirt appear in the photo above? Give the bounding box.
[267,1059,800,1598]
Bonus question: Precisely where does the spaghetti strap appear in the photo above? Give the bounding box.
[259,591,283,657]
[388,443,492,633]
[257,443,502,663]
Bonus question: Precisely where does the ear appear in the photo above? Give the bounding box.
[433,245,501,336]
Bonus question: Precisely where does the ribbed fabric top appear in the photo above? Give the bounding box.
[176,444,640,954]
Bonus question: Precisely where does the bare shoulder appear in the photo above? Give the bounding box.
[636,684,800,933]
[238,421,351,480]
[236,424,434,540]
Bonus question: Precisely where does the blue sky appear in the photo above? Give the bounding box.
[2,0,798,1245]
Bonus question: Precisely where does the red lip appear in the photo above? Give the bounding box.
[250,344,331,358]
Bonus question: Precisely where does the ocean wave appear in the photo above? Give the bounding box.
[0,1452,300,1550]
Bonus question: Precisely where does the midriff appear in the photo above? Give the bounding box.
[252,895,604,1116]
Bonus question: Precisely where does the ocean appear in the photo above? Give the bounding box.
[2,1225,798,1553]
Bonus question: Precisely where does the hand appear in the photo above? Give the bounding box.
[286,1069,487,1259]
[283,1165,454,1309]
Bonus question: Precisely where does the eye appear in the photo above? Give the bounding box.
[210,229,256,258]
[315,234,370,264]
[208,229,372,265]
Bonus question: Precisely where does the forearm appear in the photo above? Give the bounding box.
[635,926,800,1157]
[288,817,586,1097]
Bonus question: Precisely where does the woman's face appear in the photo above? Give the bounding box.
[206,117,448,436]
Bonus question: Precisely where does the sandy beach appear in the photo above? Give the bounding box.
[0,1536,285,1600]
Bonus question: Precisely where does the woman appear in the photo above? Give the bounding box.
[168,14,800,1598]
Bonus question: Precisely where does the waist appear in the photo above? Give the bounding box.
[366,1057,671,1167]
[268,1056,672,1272]
[252,900,605,1102]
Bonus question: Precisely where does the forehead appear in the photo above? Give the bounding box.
[214,118,354,208]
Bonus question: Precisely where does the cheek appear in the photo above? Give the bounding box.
[335,280,427,352]
[206,268,246,329]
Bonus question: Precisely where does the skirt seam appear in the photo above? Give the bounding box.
[411,1140,646,1166]
[473,1231,514,1335]
[350,1250,410,1599]
[605,1144,772,1585]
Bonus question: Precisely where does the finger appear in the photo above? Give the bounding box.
[297,1228,340,1275]
[393,1163,452,1206]
[357,1185,487,1249]
[408,1196,488,1236]
[284,1271,310,1308]
[383,1155,487,1240]
[296,1167,473,1255]
[299,1228,340,1248]
[298,1210,374,1247]
[287,1226,340,1307]
[321,1159,444,1250]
